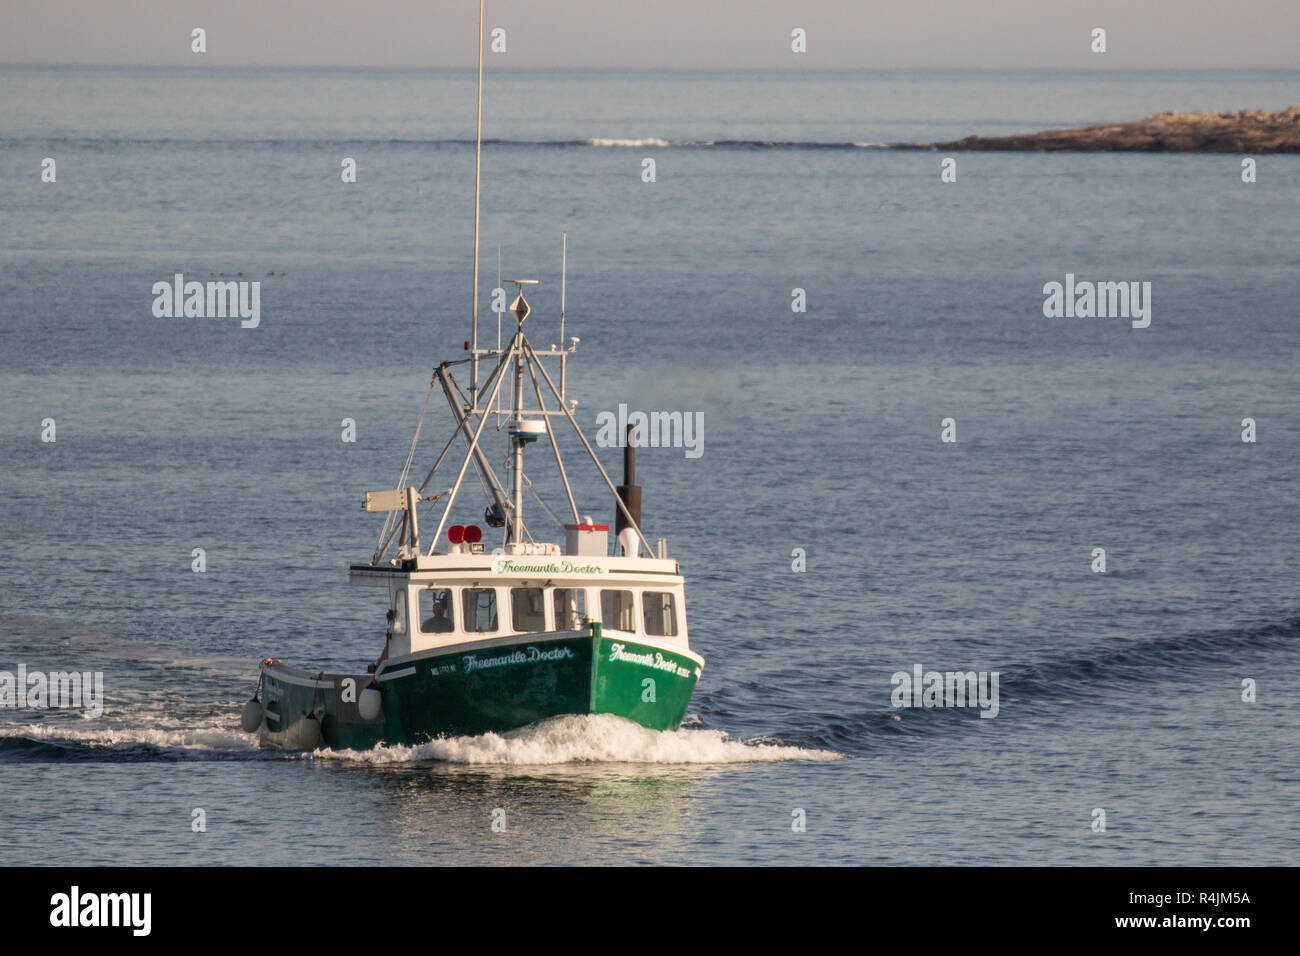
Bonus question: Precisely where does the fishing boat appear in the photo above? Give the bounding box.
[239,3,704,751]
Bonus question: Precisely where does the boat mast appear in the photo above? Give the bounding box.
[371,4,654,563]
[469,0,485,406]
[370,2,662,565]
[505,280,536,545]
[511,333,525,543]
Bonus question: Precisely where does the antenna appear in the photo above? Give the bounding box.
[469,0,485,407]
[506,280,537,335]
[560,233,567,400]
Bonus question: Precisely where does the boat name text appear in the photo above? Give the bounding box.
[608,643,690,677]
[463,645,577,673]
[493,559,604,575]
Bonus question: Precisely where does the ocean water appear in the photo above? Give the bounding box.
[1,67,1298,865]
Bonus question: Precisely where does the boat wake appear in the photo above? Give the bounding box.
[792,614,1300,753]
[0,720,261,761]
[310,714,844,766]
[0,713,842,765]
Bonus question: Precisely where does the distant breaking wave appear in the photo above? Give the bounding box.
[587,137,671,147]
[585,137,890,149]
[2,134,895,150]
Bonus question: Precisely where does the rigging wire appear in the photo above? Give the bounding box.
[374,377,436,561]
[526,476,565,530]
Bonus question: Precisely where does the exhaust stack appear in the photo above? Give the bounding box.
[615,425,642,555]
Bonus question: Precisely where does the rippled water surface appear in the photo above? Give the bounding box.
[2,67,1298,865]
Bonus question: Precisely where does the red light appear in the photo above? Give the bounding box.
[447,525,465,544]
[463,341,470,350]
[464,524,482,543]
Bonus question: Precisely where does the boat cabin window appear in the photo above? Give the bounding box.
[511,587,547,633]
[462,588,499,632]
[642,591,678,637]
[553,588,586,630]
[420,588,455,633]
[600,589,636,633]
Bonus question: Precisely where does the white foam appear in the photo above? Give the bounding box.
[1,714,843,766]
[312,713,843,766]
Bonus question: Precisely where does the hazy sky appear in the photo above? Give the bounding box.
[2,0,1298,69]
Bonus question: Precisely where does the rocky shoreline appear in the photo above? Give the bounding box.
[903,108,1300,153]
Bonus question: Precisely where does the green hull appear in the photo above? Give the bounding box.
[256,625,702,751]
